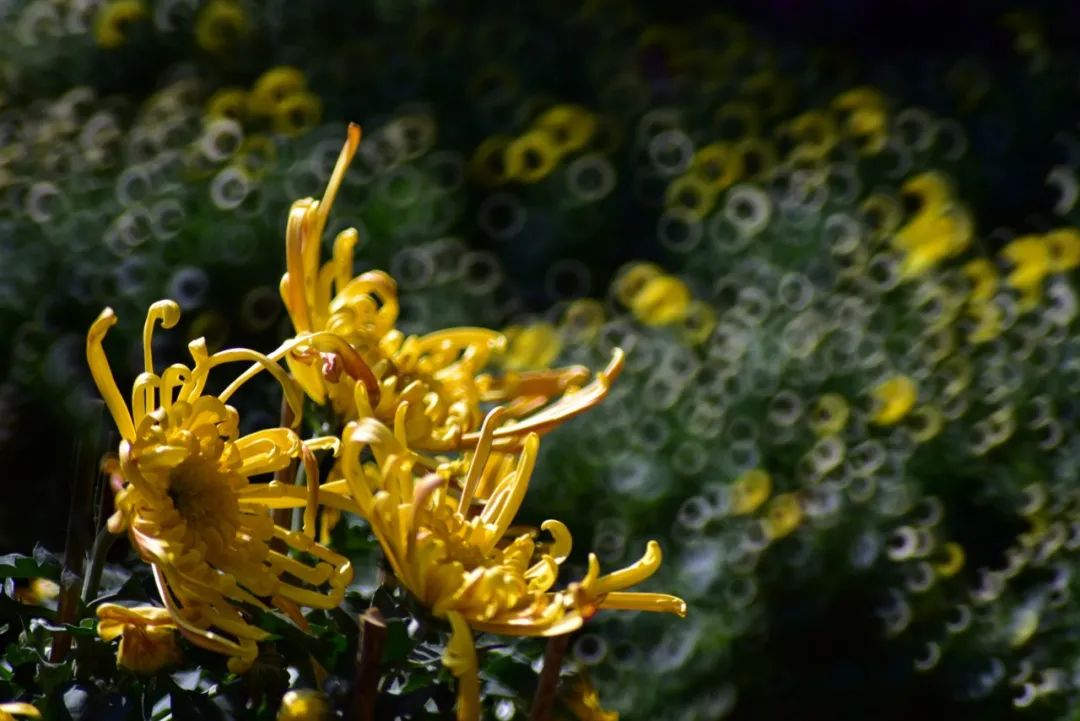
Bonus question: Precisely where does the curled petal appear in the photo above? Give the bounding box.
[211,347,305,426]
[540,519,572,564]
[462,348,625,451]
[142,300,181,375]
[591,541,662,596]
[86,308,135,441]
[235,428,303,476]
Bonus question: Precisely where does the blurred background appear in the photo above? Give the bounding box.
[4,0,1080,718]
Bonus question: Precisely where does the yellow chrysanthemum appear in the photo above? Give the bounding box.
[339,410,685,721]
[87,302,358,672]
[97,604,182,674]
[0,702,40,720]
[280,123,623,451]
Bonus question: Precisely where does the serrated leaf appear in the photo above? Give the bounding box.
[38,618,97,637]
[0,550,61,581]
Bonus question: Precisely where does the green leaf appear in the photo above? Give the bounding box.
[0,547,62,581]
[167,678,230,721]
[39,618,97,637]
[381,618,413,666]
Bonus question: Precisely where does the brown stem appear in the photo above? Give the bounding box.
[529,633,571,721]
[350,608,387,721]
[272,395,299,550]
[50,401,106,662]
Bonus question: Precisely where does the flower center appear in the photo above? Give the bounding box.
[167,458,240,537]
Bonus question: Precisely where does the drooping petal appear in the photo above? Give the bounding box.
[443,612,480,721]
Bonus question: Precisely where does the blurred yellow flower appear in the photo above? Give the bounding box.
[277,690,330,721]
[502,323,563,371]
[1003,234,1051,306]
[194,0,249,54]
[870,375,918,425]
[97,604,182,674]
[87,302,356,672]
[0,702,40,720]
[563,675,619,721]
[340,410,685,720]
[1001,229,1080,309]
[94,1,147,49]
[12,579,59,607]
[280,123,624,452]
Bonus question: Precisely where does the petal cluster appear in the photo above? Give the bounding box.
[87,302,354,672]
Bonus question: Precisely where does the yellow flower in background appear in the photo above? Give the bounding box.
[832,87,889,154]
[96,604,182,674]
[87,302,357,672]
[502,323,563,371]
[94,1,147,49]
[730,469,771,514]
[563,675,619,721]
[1001,229,1080,309]
[613,263,692,326]
[340,410,685,721]
[870,375,918,425]
[1002,234,1051,303]
[0,702,40,720]
[279,123,624,452]
[194,0,250,54]
[1045,228,1080,272]
[12,579,59,607]
[962,258,998,303]
[277,690,331,721]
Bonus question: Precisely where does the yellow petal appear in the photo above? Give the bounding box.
[592,541,662,596]
[0,702,41,718]
[598,592,687,617]
[86,308,136,441]
[443,612,480,721]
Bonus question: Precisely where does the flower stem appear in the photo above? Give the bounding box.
[50,401,106,662]
[272,395,299,552]
[80,526,118,604]
[351,608,387,721]
[529,633,571,721]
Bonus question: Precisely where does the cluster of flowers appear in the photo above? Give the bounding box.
[84,124,685,719]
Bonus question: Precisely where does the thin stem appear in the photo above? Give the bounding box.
[527,634,570,716]
[350,608,387,721]
[529,634,571,721]
[50,401,105,662]
[272,395,299,551]
[80,526,119,604]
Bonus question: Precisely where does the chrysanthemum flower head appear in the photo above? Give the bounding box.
[280,123,625,452]
[87,301,356,672]
[96,603,182,674]
[340,408,685,720]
